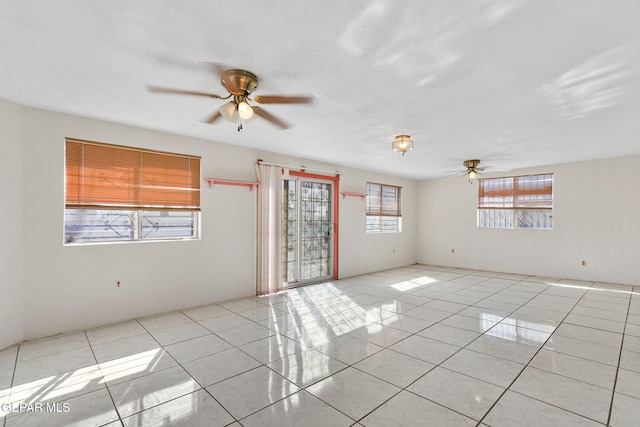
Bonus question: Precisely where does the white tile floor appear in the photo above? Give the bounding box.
[1,264,639,426]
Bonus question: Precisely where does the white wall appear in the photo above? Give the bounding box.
[337,169,417,278]
[21,108,259,339]
[7,99,638,345]
[9,98,639,344]
[10,105,417,341]
[0,98,24,349]
[249,153,419,279]
[417,156,640,286]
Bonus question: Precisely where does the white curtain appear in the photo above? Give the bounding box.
[255,164,283,295]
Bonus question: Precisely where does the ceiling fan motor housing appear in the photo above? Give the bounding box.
[221,69,259,95]
[463,159,480,169]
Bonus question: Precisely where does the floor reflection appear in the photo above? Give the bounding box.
[1,264,638,425]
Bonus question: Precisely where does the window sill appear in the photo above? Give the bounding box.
[64,237,200,247]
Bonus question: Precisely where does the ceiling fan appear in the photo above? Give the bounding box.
[445,159,508,182]
[463,159,484,180]
[148,64,314,131]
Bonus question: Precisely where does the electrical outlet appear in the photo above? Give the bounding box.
[581,260,586,266]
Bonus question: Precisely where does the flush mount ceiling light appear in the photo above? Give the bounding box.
[392,134,413,156]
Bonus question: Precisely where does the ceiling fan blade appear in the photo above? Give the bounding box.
[203,62,228,78]
[254,95,315,104]
[203,111,223,124]
[253,107,289,129]
[482,166,512,172]
[148,86,224,99]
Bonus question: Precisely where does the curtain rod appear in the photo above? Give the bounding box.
[257,159,342,176]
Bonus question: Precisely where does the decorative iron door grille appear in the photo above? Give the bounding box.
[282,178,333,286]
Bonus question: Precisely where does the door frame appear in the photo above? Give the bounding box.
[287,170,339,280]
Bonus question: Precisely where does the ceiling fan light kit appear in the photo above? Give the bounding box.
[392,134,413,156]
[149,66,314,132]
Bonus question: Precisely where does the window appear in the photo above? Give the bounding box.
[478,174,553,229]
[64,138,201,244]
[366,182,402,233]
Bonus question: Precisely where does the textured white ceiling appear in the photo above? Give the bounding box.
[1,0,640,179]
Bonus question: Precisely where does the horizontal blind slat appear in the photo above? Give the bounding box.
[366,182,401,216]
[479,174,552,209]
[65,139,200,210]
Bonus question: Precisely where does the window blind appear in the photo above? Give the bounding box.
[65,138,201,211]
[366,182,401,216]
[478,174,552,210]
[514,174,553,208]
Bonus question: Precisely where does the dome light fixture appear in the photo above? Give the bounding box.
[392,134,413,156]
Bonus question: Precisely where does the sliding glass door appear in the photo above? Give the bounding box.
[282,177,334,287]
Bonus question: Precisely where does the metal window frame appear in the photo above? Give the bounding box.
[64,208,200,245]
[366,182,402,233]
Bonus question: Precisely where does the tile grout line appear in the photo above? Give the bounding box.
[1,343,20,427]
[5,334,138,425]
[475,282,610,426]
[100,317,228,423]
[3,268,635,426]
[337,272,546,425]
[179,300,368,425]
[84,330,124,426]
[231,271,466,425]
[605,292,633,427]
[134,317,242,425]
[255,296,358,422]
[397,275,554,426]
[90,279,635,425]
